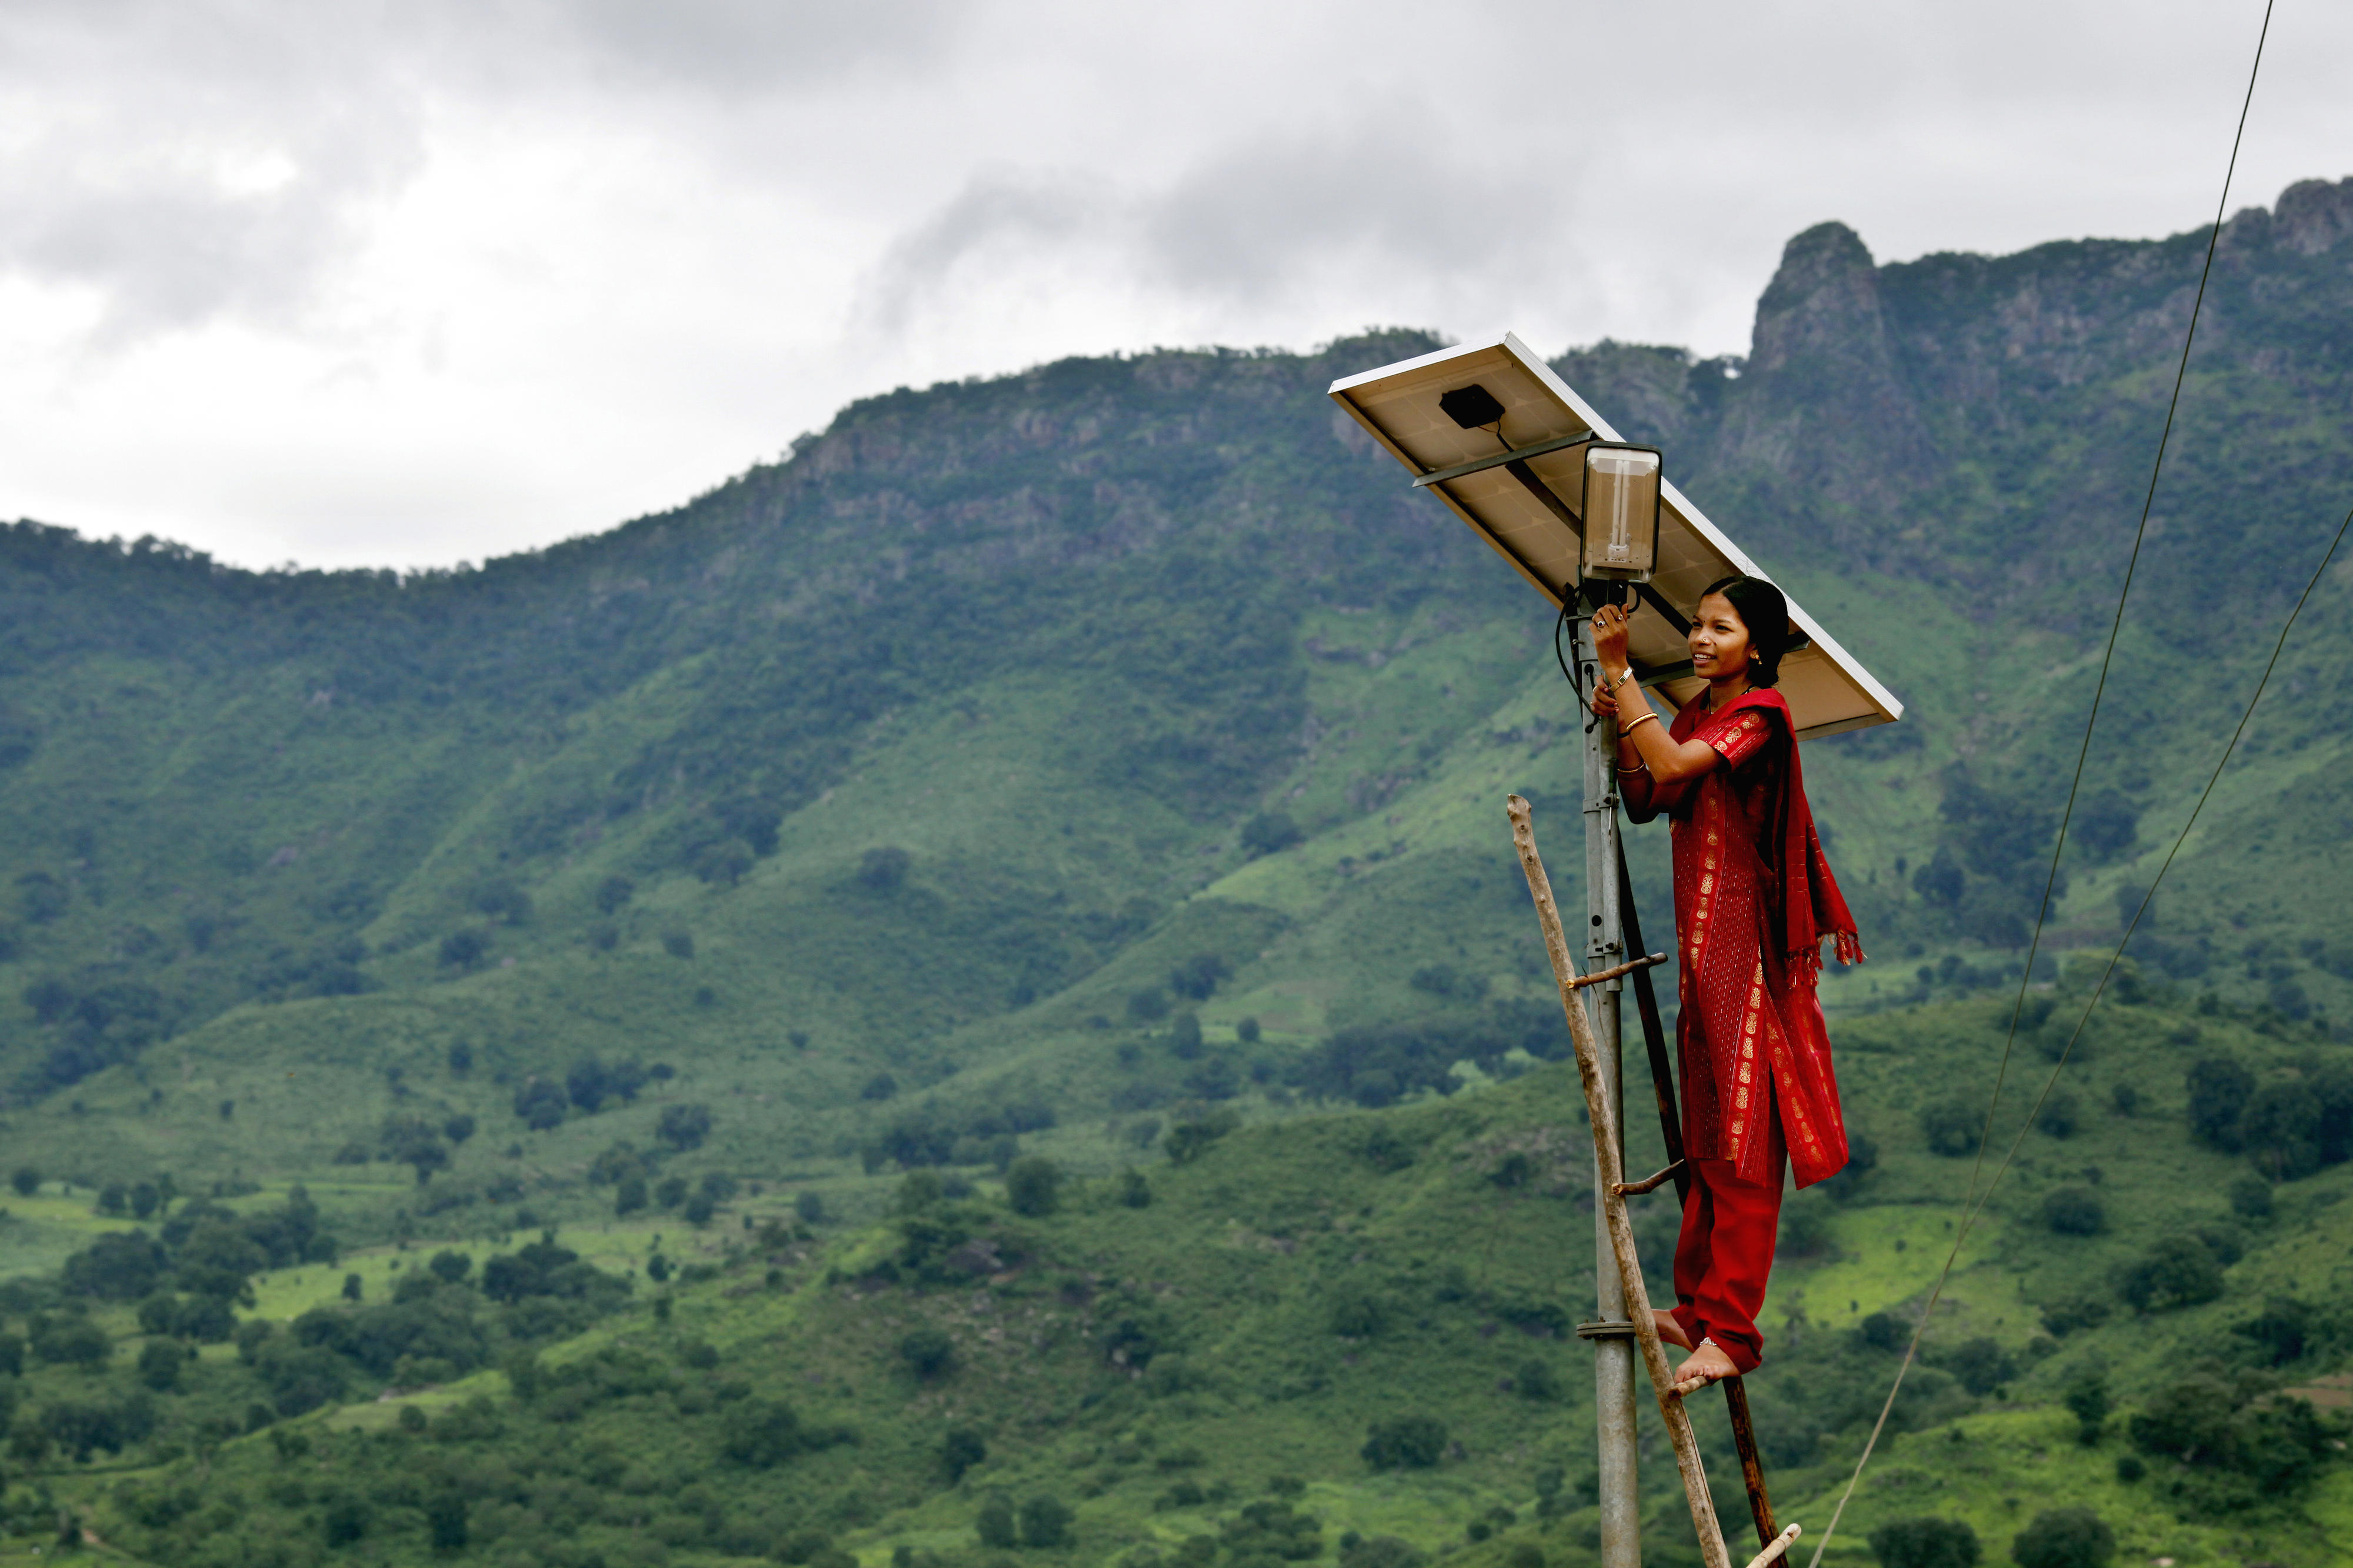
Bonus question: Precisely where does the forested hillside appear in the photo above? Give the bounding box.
[2,176,2352,1568]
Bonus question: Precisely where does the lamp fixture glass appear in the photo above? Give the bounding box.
[1581,443,1662,581]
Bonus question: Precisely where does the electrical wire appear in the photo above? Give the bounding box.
[1557,596,1601,733]
[1805,5,2277,1560]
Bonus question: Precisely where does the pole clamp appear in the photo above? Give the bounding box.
[1576,1319,1639,1340]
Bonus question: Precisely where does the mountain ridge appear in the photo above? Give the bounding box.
[0,178,2349,1206]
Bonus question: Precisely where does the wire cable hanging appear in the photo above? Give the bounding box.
[1805,4,2278,1560]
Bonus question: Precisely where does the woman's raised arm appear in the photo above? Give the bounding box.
[1589,604,1725,788]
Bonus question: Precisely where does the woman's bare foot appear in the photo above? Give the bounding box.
[1652,1309,1692,1351]
[1671,1338,1739,1396]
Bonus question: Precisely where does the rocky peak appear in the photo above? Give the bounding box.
[1747,222,1888,378]
[2272,176,2353,255]
[1707,221,1931,563]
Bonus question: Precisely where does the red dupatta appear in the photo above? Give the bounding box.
[1637,687,1858,1187]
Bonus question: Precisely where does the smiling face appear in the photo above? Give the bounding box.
[1688,592,1755,683]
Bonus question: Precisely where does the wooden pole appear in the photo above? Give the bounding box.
[1617,835,1779,1549]
[1723,1377,1777,1548]
[1510,793,1732,1568]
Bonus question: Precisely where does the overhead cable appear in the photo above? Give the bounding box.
[1804,5,2278,1561]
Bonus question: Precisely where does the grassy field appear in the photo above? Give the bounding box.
[4,978,2349,1567]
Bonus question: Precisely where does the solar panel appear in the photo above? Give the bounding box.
[1329,332,1902,741]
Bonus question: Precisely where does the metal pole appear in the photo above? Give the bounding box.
[1577,610,1638,1568]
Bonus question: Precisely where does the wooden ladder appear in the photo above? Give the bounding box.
[1510,796,1801,1568]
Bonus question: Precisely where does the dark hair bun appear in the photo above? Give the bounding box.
[1698,575,1798,687]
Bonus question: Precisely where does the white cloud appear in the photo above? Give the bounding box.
[0,0,2343,568]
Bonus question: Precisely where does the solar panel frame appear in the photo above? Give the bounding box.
[1329,332,1903,741]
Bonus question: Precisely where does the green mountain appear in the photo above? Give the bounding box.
[2,176,2353,1567]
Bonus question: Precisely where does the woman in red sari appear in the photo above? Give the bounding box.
[1589,575,1864,1392]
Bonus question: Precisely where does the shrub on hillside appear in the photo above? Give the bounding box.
[1514,1357,1564,1402]
[61,1232,168,1300]
[439,929,491,969]
[657,1103,713,1150]
[1169,953,1230,1000]
[2229,1295,2323,1366]
[1409,963,1488,1002]
[565,1055,647,1114]
[2062,1371,2108,1444]
[2117,1236,2223,1313]
[2039,1290,2111,1339]
[1857,1313,1911,1353]
[1918,1099,1981,1157]
[1165,1109,1239,1164]
[2034,1090,2079,1138]
[2239,1079,2326,1180]
[512,1079,566,1131]
[37,1393,159,1462]
[469,878,531,926]
[1184,1055,1240,1100]
[1222,1499,1322,1561]
[1361,1414,1447,1470]
[1868,1516,1979,1568]
[2185,1056,2254,1150]
[940,1426,986,1483]
[1005,1156,1061,1217]
[975,1499,1018,1550]
[1018,1496,1072,1549]
[134,1338,182,1392]
[1340,1537,1426,1568]
[1298,1019,1507,1107]
[720,1398,814,1469]
[1778,1199,1838,1260]
[1940,1337,2015,1397]
[900,1328,956,1380]
[858,846,910,892]
[2009,1507,2113,1568]
[1328,1289,1390,1338]
[2041,1187,2104,1236]
[694,838,755,885]
[1241,812,1302,858]
[2129,1367,2335,1512]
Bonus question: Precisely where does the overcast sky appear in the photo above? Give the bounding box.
[0,0,2342,571]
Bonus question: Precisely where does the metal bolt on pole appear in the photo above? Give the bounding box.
[1577,610,1638,1568]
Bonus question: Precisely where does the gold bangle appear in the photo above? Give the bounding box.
[1622,711,1661,736]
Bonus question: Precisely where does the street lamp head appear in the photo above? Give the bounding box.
[1581,443,1662,582]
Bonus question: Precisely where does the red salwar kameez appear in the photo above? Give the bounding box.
[1622,686,1858,1374]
